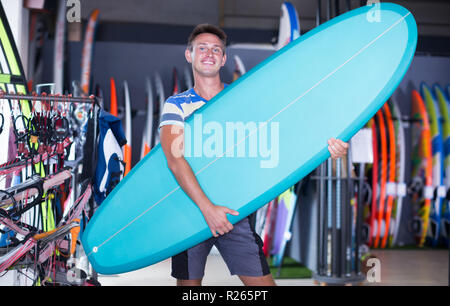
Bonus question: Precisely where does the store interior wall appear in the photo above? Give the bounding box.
[77,0,450,38]
[41,40,274,165]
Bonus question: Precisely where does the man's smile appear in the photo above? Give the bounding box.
[201,59,216,65]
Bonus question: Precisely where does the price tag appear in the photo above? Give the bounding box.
[424,186,434,199]
[386,182,397,196]
[437,185,446,198]
[350,128,373,163]
[397,183,407,197]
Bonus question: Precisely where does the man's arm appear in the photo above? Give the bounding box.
[160,125,238,237]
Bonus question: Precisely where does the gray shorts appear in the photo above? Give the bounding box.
[171,217,270,279]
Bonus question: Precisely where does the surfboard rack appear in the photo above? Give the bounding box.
[313,143,368,286]
[0,89,102,283]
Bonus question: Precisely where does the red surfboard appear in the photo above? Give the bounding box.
[374,109,387,248]
[381,103,396,248]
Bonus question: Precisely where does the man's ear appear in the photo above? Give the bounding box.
[185,49,193,64]
[221,52,227,67]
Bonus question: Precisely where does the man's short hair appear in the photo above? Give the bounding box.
[187,24,227,52]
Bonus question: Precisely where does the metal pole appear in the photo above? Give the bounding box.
[318,162,326,275]
[0,91,97,104]
[356,163,365,274]
[316,0,322,26]
[327,0,331,21]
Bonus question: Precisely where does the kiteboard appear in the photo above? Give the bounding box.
[0,1,34,228]
[0,1,56,267]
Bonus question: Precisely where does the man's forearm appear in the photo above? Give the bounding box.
[160,125,238,237]
[167,157,212,212]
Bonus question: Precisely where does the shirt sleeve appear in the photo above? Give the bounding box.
[158,97,185,129]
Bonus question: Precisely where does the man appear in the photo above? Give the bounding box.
[159,24,348,286]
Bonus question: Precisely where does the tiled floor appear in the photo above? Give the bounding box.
[98,249,449,286]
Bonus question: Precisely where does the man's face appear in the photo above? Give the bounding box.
[186,33,226,77]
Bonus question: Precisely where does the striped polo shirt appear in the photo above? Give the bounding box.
[159,85,227,129]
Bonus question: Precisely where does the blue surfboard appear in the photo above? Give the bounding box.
[276,2,300,50]
[82,3,417,274]
[434,84,450,245]
[421,83,444,247]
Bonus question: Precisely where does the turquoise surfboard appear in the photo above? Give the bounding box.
[82,3,417,274]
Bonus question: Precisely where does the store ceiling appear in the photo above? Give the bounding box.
[78,0,450,37]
